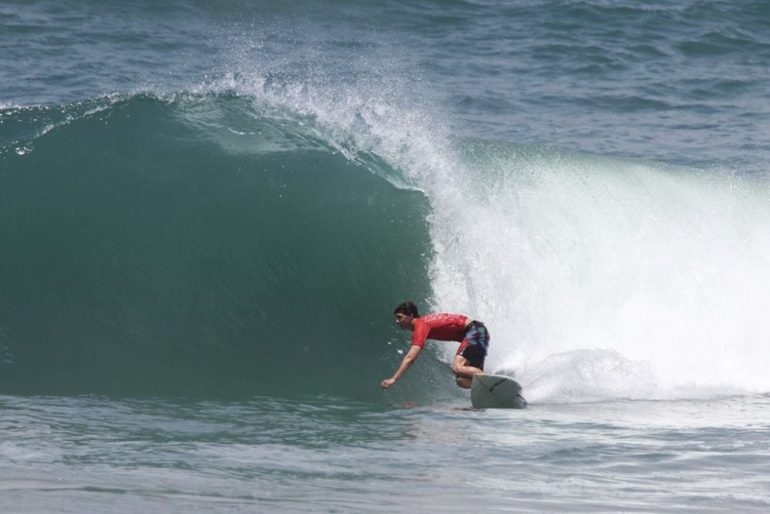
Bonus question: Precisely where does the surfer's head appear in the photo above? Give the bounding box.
[394,301,418,329]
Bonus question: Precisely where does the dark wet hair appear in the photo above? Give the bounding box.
[394,301,419,318]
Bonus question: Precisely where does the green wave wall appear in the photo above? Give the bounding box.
[0,95,433,399]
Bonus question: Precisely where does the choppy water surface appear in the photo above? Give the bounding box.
[2,395,770,513]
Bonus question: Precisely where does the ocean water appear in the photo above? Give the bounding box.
[2,1,770,512]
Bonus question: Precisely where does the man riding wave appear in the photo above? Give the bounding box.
[380,301,489,390]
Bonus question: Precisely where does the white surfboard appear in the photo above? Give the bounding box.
[471,373,527,409]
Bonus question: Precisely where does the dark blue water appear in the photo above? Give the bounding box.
[2,1,770,511]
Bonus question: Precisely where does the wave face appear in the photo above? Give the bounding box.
[0,94,433,398]
[3,90,770,403]
[4,90,770,403]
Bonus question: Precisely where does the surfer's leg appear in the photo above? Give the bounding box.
[452,355,483,389]
[452,321,489,389]
[455,377,473,389]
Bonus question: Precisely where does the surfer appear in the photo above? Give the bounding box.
[380,301,489,390]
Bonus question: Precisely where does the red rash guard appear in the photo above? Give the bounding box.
[411,313,469,348]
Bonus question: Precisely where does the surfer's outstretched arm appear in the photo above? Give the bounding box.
[380,345,422,389]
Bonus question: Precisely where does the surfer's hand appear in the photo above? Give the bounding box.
[380,378,396,389]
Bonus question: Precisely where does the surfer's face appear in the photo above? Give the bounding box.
[394,313,413,329]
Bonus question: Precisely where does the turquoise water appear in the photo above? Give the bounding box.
[2,1,770,511]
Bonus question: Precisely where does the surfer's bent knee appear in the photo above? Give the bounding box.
[455,376,472,389]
